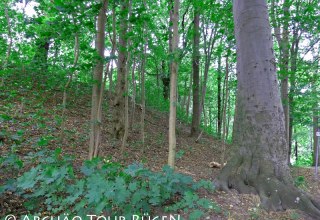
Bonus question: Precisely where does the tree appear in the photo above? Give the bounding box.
[271,0,291,164]
[190,2,201,136]
[88,0,108,159]
[120,0,133,154]
[200,4,219,131]
[217,54,222,138]
[222,56,229,141]
[167,0,180,168]
[106,2,117,99]
[1,3,12,86]
[214,0,320,217]
[140,0,148,149]
[311,59,320,166]
[61,32,80,143]
[113,0,129,140]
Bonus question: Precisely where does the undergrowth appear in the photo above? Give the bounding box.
[0,148,220,219]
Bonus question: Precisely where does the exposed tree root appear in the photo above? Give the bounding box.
[214,156,320,219]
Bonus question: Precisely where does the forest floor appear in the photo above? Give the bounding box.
[1,84,320,220]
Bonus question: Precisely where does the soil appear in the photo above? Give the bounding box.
[0,87,319,220]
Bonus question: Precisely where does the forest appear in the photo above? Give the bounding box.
[0,0,320,219]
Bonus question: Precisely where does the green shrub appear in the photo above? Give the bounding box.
[294,154,313,167]
[294,176,306,187]
[1,149,219,219]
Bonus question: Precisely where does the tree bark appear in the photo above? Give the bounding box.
[313,52,320,165]
[61,33,80,143]
[168,0,180,169]
[62,33,80,110]
[217,55,222,138]
[288,27,300,164]
[222,56,229,144]
[1,6,12,86]
[313,111,319,166]
[190,5,201,136]
[186,71,192,118]
[113,0,129,139]
[295,141,298,163]
[161,60,170,100]
[214,0,320,217]
[281,1,291,152]
[140,0,148,149]
[226,94,231,141]
[200,21,217,126]
[106,4,117,99]
[120,0,133,154]
[131,59,136,128]
[271,0,291,162]
[221,56,229,164]
[89,0,108,159]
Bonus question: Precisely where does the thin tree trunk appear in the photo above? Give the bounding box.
[282,1,291,151]
[61,33,80,142]
[200,20,217,125]
[200,38,215,123]
[226,95,231,141]
[120,0,133,154]
[288,28,300,164]
[107,4,117,98]
[141,55,146,149]
[168,0,180,168]
[140,0,147,149]
[209,104,213,131]
[62,33,80,109]
[182,79,187,109]
[161,60,170,100]
[221,56,229,164]
[222,56,229,143]
[89,0,108,159]
[190,6,201,136]
[217,55,222,138]
[4,7,12,58]
[313,110,319,166]
[131,59,137,128]
[113,0,129,140]
[295,140,298,162]
[312,52,320,166]
[271,0,291,162]
[186,71,192,118]
[1,6,13,86]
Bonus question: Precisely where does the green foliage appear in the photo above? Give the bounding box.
[289,211,301,220]
[0,114,13,122]
[294,154,313,166]
[294,176,306,188]
[0,152,24,170]
[0,152,23,193]
[176,149,185,159]
[1,150,218,218]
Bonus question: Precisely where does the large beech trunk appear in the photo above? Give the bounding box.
[214,0,320,218]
